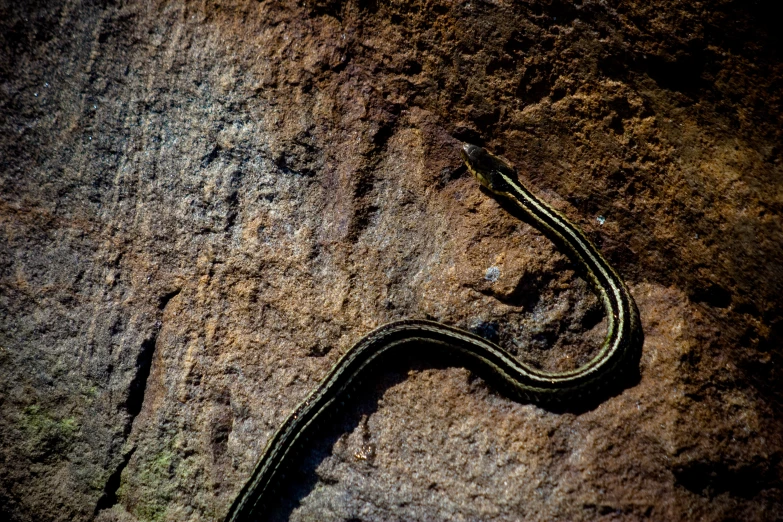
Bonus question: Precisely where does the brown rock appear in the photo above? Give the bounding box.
[1,1,781,521]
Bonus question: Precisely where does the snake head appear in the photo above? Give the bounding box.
[460,143,518,195]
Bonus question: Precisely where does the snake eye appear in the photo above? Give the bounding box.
[460,143,490,172]
[461,143,519,194]
[461,143,484,162]
[461,143,515,172]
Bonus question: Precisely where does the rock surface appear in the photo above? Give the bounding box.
[1,0,782,521]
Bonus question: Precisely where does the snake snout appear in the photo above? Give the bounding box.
[461,143,484,163]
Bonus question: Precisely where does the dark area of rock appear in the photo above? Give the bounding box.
[1,1,781,520]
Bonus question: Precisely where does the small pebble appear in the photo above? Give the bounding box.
[484,266,500,282]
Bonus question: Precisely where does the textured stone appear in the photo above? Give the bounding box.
[1,1,781,521]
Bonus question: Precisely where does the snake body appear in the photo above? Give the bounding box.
[224,143,641,521]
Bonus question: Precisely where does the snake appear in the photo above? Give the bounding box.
[224,143,641,521]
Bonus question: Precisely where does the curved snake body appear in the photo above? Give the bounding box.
[224,143,641,521]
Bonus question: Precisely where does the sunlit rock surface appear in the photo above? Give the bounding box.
[1,1,781,520]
